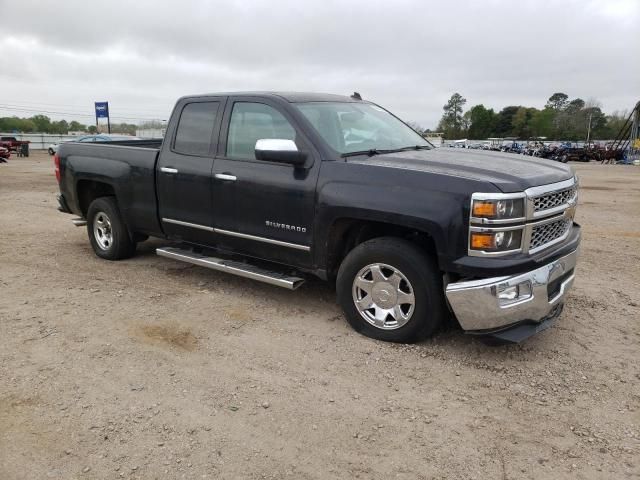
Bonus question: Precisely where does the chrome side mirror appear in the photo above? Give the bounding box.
[255,139,307,166]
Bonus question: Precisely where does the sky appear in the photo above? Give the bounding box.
[1,0,638,129]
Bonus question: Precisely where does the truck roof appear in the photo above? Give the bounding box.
[178,91,361,103]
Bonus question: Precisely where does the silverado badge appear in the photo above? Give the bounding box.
[265,220,306,233]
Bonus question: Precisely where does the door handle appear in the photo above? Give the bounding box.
[161,167,178,174]
[215,173,237,181]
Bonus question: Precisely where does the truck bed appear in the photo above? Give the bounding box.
[57,140,163,236]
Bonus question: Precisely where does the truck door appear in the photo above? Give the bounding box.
[157,97,225,245]
[211,97,320,268]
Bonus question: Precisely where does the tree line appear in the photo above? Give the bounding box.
[0,114,139,135]
[433,92,628,141]
[1,98,628,141]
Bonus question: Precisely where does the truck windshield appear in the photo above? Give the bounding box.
[295,102,430,156]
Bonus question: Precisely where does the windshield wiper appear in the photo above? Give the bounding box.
[341,149,385,158]
[341,145,431,158]
[396,145,431,151]
[340,145,431,158]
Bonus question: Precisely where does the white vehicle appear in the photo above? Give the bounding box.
[48,134,139,155]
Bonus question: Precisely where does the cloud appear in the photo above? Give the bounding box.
[1,0,638,127]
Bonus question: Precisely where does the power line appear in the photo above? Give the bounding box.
[0,99,170,116]
[0,104,166,120]
[0,105,167,122]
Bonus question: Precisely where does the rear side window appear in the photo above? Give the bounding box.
[226,102,296,159]
[173,102,219,156]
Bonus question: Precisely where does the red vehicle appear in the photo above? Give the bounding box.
[0,136,30,152]
[0,146,9,162]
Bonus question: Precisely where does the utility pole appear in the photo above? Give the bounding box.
[586,112,592,146]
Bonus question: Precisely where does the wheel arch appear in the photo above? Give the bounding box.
[323,216,441,279]
[76,179,117,216]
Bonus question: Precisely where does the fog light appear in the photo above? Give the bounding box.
[497,281,532,305]
[498,285,519,301]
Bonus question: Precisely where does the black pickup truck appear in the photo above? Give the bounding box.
[55,92,580,343]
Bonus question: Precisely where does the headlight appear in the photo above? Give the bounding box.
[470,229,523,253]
[469,193,526,256]
[471,198,525,221]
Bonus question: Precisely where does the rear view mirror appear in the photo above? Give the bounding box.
[255,139,307,167]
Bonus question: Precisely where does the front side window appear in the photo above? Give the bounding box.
[226,102,296,160]
[295,102,429,155]
[174,102,220,156]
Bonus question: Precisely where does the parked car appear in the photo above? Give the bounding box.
[48,134,140,155]
[55,92,580,344]
[0,136,30,152]
[0,146,9,162]
[500,142,524,154]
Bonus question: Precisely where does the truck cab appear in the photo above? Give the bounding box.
[156,94,320,268]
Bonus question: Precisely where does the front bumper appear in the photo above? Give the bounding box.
[445,248,578,333]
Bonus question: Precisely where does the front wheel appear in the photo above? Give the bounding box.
[336,237,445,343]
[87,197,136,260]
[48,148,55,155]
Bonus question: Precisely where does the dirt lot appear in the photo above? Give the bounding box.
[0,152,638,480]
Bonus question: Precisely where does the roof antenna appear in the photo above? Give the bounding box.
[351,92,362,100]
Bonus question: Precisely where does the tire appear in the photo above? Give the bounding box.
[336,237,446,343]
[48,148,54,155]
[87,197,136,260]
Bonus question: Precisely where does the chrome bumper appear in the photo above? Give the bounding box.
[445,249,578,332]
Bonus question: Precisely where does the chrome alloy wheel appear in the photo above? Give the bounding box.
[352,263,416,330]
[93,211,113,250]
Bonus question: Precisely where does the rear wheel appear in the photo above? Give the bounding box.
[48,148,54,155]
[87,197,136,260]
[336,237,445,343]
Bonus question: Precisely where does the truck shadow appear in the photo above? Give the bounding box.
[132,239,545,354]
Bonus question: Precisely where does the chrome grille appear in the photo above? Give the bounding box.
[532,185,577,213]
[530,218,571,251]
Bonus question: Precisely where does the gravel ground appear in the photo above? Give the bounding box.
[1,152,639,480]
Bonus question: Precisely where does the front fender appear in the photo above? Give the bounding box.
[314,162,486,270]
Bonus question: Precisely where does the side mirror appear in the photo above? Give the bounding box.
[255,139,307,167]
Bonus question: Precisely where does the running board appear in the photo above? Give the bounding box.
[156,247,305,290]
[72,218,87,227]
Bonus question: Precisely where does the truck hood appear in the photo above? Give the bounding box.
[346,148,574,192]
